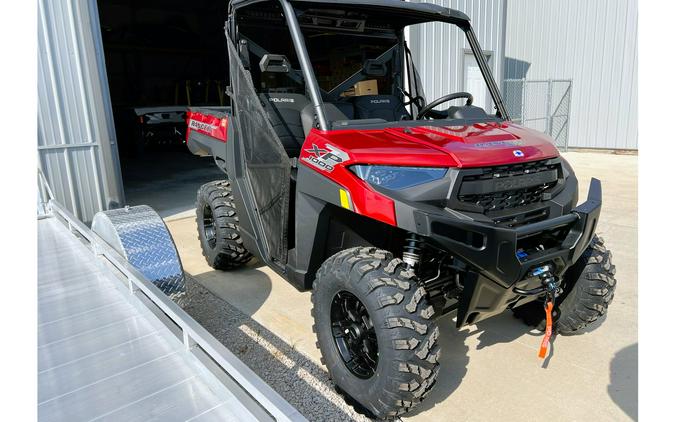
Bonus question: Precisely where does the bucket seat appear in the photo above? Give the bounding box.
[259,93,310,157]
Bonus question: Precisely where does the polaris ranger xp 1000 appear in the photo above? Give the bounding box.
[186,0,617,418]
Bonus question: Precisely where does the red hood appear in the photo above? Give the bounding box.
[312,121,560,168]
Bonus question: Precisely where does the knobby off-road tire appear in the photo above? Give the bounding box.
[196,180,252,270]
[312,247,441,419]
[513,235,617,334]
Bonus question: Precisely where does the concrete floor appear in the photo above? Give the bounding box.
[122,149,223,219]
[164,152,637,421]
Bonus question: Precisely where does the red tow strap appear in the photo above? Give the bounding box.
[538,301,554,359]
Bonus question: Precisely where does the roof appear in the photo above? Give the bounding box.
[292,0,469,22]
[230,0,471,26]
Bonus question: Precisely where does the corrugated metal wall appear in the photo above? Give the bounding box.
[504,0,638,150]
[38,0,124,223]
[407,0,506,107]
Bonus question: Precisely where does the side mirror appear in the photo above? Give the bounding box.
[259,54,291,73]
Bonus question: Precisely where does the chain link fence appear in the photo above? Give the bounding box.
[503,79,572,151]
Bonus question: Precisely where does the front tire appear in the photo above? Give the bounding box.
[196,180,252,270]
[312,247,440,419]
[513,235,617,334]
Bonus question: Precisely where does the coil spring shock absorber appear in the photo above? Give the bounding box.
[402,233,423,269]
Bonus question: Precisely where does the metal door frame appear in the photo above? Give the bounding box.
[38,0,125,223]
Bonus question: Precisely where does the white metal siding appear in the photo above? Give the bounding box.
[38,0,124,223]
[504,0,638,149]
[408,0,506,109]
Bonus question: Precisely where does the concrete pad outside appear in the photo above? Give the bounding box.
[165,151,637,421]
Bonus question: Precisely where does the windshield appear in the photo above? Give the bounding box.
[406,21,496,115]
[232,0,504,131]
[298,9,500,126]
[306,33,396,95]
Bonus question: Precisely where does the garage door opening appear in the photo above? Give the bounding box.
[98,0,229,218]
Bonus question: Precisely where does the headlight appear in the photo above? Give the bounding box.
[351,165,447,190]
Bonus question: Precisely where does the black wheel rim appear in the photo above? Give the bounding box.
[330,291,378,379]
[202,204,217,249]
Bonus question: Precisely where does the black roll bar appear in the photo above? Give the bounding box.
[465,27,510,120]
[280,0,329,130]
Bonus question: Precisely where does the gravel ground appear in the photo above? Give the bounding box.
[181,276,377,422]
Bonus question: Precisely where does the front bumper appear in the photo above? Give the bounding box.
[411,178,602,326]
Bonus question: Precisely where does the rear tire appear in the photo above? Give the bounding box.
[311,247,440,419]
[513,236,617,334]
[196,180,252,270]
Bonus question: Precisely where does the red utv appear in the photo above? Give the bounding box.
[186,0,616,418]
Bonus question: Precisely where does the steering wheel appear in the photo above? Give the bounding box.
[416,92,474,120]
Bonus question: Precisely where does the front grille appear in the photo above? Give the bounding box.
[456,159,561,215]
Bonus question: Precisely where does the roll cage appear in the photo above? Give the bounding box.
[226,0,510,131]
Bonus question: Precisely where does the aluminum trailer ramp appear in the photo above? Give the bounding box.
[38,202,305,422]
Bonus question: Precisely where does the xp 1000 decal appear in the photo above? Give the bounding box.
[302,144,349,172]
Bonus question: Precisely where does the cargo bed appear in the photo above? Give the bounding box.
[185,107,232,157]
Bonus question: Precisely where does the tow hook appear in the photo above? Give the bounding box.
[512,265,561,297]
[512,265,561,359]
[532,266,559,359]
[532,265,561,298]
